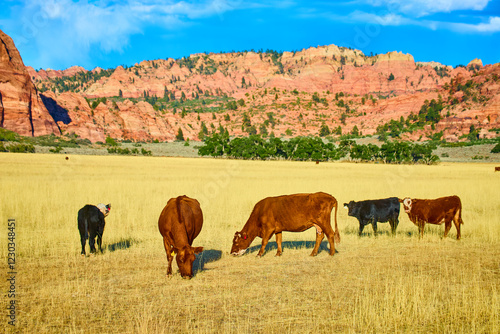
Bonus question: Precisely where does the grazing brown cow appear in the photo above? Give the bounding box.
[231,192,340,257]
[158,196,203,279]
[495,167,500,172]
[399,196,464,240]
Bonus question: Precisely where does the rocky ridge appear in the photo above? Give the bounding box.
[1,28,498,143]
[0,29,60,137]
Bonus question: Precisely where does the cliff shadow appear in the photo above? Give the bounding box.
[41,94,71,124]
[246,240,336,256]
[193,249,223,275]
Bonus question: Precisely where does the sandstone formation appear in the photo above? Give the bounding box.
[0,29,60,137]
[2,28,499,143]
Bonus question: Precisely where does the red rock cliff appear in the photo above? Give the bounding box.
[0,29,60,137]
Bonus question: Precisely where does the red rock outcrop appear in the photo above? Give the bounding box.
[3,26,499,143]
[0,29,60,137]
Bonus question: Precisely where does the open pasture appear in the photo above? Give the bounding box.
[1,153,499,333]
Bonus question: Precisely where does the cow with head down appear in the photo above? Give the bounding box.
[399,196,464,239]
[231,192,340,257]
[158,196,203,279]
[78,203,111,255]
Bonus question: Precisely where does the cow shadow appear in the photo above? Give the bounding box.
[245,240,335,256]
[193,249,223,275]
[343,227,396,237]
[107,238,136,252]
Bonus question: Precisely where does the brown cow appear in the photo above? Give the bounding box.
[158,196,203,279]
[231,192,340,257]
[399,196,464,240]
[495,167,500,172]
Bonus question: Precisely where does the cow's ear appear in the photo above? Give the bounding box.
[343,203,348,208]
[192,247,203,254]
[398,198,404,203]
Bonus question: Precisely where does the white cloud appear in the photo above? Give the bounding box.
[365,0,491,17]
[349,11,417,26]
[3,0,246,69]
[448,16,500,32]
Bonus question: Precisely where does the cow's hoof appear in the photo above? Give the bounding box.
[275,253,282,257]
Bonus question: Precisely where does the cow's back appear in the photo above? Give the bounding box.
[158,196,203,246]
[78,205,103,225]
[254,192,336,232]
[180,197,203,245]
[413,196,461,223]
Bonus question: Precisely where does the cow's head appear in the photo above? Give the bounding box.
[343,201,358,217]
[230,232,249,256]
[97,203,111,217]
[175,245,203,279]
[399,198,412,213]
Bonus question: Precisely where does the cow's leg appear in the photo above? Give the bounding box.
[79,229,87,255]
[311,231,325,256]
[96,234,102,253]
[452,219,461,240]
[358,222,365,236]
[371,220,378,236]
[163,236,174,277]
[89,230,97,253]
[275,232,283,256]
[257,230,274,257]
[453,210,462,240]
[443,220,452,238]
[390,217,399,235]
[418,219,425,238]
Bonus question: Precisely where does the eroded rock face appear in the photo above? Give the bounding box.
[2,27,499,143]
[0,29,60,137]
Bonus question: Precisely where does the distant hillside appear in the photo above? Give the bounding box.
[1,27,499,143]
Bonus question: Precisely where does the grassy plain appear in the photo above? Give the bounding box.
[1,153,499,333]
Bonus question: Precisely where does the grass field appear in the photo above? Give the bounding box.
[1,153,499,333]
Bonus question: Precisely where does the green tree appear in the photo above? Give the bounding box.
[351,125,360,137]
[491,143,500,153]
[319,124,330,137]
[176,128,184,141]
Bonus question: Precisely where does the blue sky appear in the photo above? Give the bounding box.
[0,0,498,70]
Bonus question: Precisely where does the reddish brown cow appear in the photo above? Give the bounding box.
[158,196,203,279]
[495,167,500,172]
[231,192,340,257]
[399,196,464,240]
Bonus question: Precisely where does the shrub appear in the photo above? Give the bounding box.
[491,143,500,153]
[105,136,119,146]
[141,148,152,156]
[7,143,35,153]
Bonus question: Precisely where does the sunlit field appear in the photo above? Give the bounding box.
[1,153,499,333]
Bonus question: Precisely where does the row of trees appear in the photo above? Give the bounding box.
[197,134,439,164]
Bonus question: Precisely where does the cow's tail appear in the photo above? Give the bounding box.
[333,198,340,244]
[457,197,464,225]
[84,219,88,239]
[176,195,186,226]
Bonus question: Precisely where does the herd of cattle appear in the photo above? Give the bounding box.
[78,193,464,278]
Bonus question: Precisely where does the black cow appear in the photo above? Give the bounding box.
[343,197,400,236]
[78,203,111,255]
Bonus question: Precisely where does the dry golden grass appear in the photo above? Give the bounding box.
[1,153,499,333]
